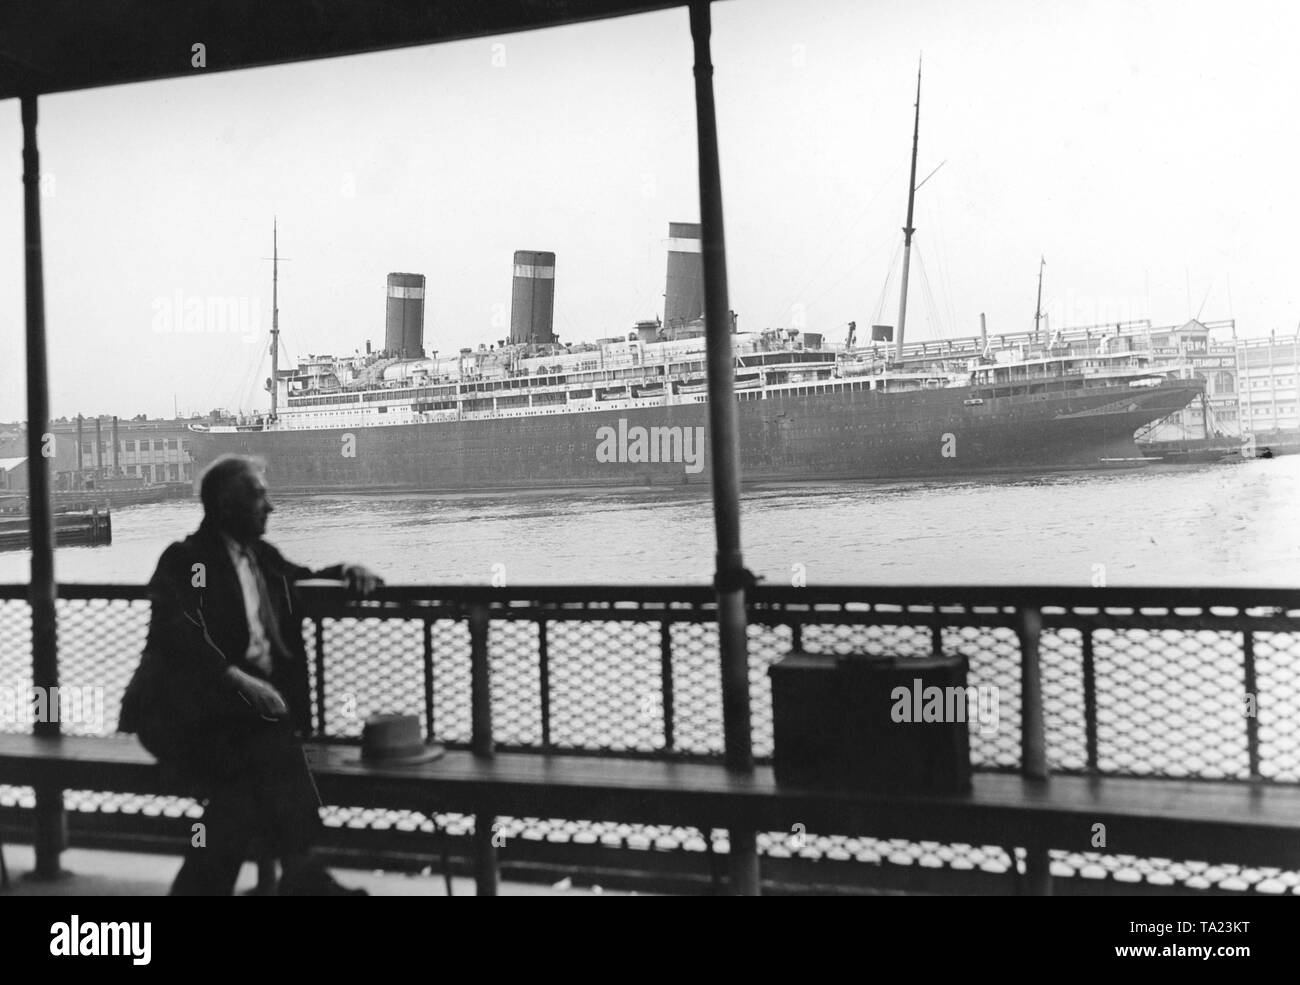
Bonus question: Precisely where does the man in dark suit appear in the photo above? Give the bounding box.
[120,454,382,895]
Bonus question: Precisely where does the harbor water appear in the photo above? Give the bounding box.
[0,457,1296,588]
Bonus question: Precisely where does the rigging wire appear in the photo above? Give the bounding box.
[764,163,904,327]
[197,328,262,417]
[872,237,904,326]
[1195,280,1214,322]
[914,246,945,341]
[238,340,267,415]
[926,196,960,340]
[793,247,885,323]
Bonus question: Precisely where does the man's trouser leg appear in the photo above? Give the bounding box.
[247,718,322,858]
[167,718,321,895]
[170,777,259,896]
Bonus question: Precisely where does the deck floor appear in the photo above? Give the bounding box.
[0,844,639,896]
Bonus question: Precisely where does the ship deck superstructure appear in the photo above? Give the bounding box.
[196,328,1175,436]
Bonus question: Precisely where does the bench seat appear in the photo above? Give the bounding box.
[4,732,1300,882]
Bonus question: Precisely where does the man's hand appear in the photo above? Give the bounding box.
[225,666,288,720]
[342,563,384,598]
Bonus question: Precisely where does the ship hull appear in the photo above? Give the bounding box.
[188,379,1203,493]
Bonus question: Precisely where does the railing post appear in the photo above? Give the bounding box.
[689,0,758,897]
[1022,845,1054,897]
[423,617,436,743]
[469,604,493,758]
[1015,605,1048,780]
[473,814,499,897]
[1242,630,1260,779]
[1082,628,1098,773]
[313,619,327,735]
[538,618,551,750]
[22,93,66,881]
[468,603,497,894]
[660,621,675,752]
[1015,604,1051,894]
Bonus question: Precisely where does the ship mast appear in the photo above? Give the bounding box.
[893,57,922,365]
[270,218,280,421]
[1033,255,1045,342]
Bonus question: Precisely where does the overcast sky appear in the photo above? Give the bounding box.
[2,0,1298,421]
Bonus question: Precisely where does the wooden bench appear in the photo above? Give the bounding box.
[4,731,1300,894]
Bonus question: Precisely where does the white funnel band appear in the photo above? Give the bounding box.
[388,286,425,299]
[513,264,555,279]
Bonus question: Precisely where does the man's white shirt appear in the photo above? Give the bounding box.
[221,533,274,675]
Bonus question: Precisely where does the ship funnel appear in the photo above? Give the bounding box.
[385,272,426,359]
[664,221,704,330]
[510,251,556,345]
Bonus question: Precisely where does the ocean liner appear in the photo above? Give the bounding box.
[187,221,1202,493]
[188,71,1202,492]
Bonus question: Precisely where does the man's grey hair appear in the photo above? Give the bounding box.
[198,454,266,518]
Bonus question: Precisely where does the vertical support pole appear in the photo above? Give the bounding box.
[469,604,493,758]
[94,417,102,472]
[473,814,499,897]
[689,0,757,896]
[75,414,83,488]
[1082,629,1098,773]
[112,416,120,475]
[1015,606,1048,781]
[689,0,750,775]
[23,93,65,880]
[1242,630,1260,779]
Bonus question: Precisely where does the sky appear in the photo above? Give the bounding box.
[2,0,1299,421]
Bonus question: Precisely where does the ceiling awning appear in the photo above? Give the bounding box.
[0,0,684,100]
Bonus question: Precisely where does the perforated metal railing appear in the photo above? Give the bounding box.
[295,584,1300,781]
[2,583,1300,892]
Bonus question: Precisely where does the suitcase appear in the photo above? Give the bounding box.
[770,650,973,793]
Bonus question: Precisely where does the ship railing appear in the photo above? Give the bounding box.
[2,582,1297,782]
[2,582,1299,892]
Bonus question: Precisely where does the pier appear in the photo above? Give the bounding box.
[0,508,110,552]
